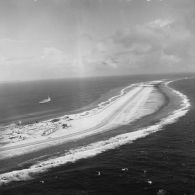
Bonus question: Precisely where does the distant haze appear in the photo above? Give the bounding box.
[1,0,195,81]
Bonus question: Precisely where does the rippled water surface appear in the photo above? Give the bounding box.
[1,76,195,195]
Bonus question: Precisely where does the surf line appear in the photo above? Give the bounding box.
[0,79,191,186]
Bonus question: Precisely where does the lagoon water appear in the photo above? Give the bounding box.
[0,74,184,126]
[0,74,195,194]
[0,75,157,125]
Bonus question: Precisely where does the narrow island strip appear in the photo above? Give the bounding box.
[0,79,188,160]
[0,79,191,186]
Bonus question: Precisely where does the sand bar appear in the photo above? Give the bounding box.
[0,79,191,186]
[0,80,164,159]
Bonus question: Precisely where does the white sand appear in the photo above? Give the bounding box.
[0,79,191,186]
[0,81,164,159]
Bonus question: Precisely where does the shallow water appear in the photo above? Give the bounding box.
[0,74,182,126]
[1,75,195,194]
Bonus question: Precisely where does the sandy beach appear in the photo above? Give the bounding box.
[0,79,190,186]
[0,80,165,160]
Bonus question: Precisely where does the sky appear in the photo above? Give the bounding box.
[0,0,195,81]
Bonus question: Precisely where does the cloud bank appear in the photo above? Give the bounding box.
[0,0,195,81]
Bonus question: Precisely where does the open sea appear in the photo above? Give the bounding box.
[0,74,195,195]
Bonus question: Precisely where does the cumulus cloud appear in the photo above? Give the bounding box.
[84,17,193,75]
[41,47,68,64]
[0,46,81,81]
[147,19,173,29]
[160,52,181,64]
[1,19,194,80]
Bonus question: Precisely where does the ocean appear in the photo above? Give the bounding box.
[0,75,159,125]
[0,74,195,195]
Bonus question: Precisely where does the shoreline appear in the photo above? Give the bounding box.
[0,84,133,131]
[0,85,129,127]
[0,84,134,146]
[0,79,191,186]
[0,81,162,153]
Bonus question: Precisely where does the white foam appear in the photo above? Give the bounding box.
[0,80,190,186]
[0,82,136,145]
[1,80,163,148]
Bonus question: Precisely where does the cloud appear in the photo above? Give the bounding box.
[84,17,193,75]
[0,54,7,64]
[0,46,81,81]
[1,17,194,81]
[160,52,181,64]
[147,19,173,29]
[129,43,152,53]
[41,47,68,64]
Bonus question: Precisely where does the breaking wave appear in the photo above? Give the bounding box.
[0,80,191,186]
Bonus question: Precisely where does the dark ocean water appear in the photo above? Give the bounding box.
[1,75,195,195]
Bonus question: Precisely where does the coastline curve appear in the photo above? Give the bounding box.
[0,78,191,186]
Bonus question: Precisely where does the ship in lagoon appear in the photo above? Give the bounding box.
[39,96,51,104]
